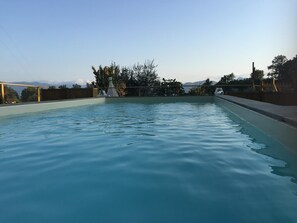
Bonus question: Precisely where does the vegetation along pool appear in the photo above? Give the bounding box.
[0,100,297,223]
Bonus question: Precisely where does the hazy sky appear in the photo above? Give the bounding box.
[0,0,296,83]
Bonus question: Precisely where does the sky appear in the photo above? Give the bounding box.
[0,0,296,84]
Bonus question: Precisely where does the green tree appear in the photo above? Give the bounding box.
[201,78,215,95]
[48,86,56,89]
[119,66,138,96]
[187,79,214,96]
[92,62,121,92]
[92,65,103,89]
[134,60,159,87]
[119,67,136,85]
[218,73,235,84]
[267,55,288,79]
[92,60,159,96]
[158,78,185,96]
[1,86,20,103]
[282,55,297,87]
[133,60,160,96]
[21,87,36,102]
[251,69,264,81]
[188,86,205,96]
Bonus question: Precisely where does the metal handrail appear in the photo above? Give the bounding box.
[0,82,42,103]
[0,82,38,87]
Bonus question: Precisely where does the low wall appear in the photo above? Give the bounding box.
[41,88,98,101]
[227,92,297,105]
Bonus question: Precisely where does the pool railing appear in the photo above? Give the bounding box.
[0,82,42,104]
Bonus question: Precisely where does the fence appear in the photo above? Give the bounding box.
[41,88,98,101]
[123,85,185,97]
[1,79,295,104]
[227,92,297,105]
[0,82,41,104]
[0,83,100,103]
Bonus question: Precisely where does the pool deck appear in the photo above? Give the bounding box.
[217,95,297,128]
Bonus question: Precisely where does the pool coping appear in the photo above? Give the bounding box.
[0,97,106,117]
[216,95,297,128]
[0,96,214,117]
[215,96,297,152]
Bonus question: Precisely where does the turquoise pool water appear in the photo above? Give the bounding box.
[0,102,297,223]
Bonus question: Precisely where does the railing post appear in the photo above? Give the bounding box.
[1,83,5,103]
[37,87,41,102]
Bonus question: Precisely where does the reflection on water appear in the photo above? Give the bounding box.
[256,147,297,184]
[222,106,297,185]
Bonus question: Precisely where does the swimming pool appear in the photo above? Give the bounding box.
[1,99,297,223]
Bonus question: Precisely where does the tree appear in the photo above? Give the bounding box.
[274,55,297,91]
[134,60,159,87]
[251,69,264,81]
[48,86,56,89]
[158,78,185,96]
[72,84,81,88]
[203,78,213,86]
[1,86,20,104]
[92,60,159,96]
[188,86,205,96]
[267,55,288,79]
[21,87,36,102]
[187,78,215,96]
[119,66,138,96]
[132,60,160,96]
[86,82,95,88]
[58,85,67,89]
[202,78,215,95]
[119,66,136,86]
[92,65,103,89]
[92,62,121,92]
[218,73,235,84]
[288,55,297,87]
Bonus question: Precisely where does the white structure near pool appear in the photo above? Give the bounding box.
[0,96,296,223]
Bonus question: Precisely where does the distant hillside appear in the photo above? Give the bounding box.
[183,80,217,93]
[7,81,81,96]
[14,81,51,87]
[6,80,218,95]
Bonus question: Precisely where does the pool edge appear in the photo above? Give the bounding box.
[215,96,297,153]
[0,97,106,117]
[0,96,213,117]
[216,95,297,128]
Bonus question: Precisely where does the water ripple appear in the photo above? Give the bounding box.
[0,102,297,223]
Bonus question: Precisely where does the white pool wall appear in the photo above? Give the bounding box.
[0,97,212,117]
[216,97,297,153]
[0,97,106,117]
